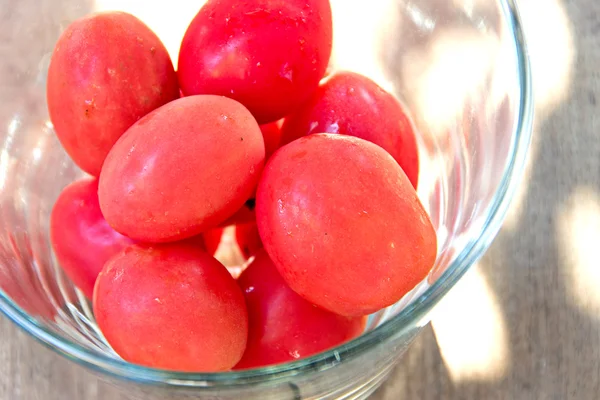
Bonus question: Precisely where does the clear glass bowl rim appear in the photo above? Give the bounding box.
[0,0,533,389]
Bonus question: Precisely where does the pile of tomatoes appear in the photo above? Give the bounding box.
[47,0,437,372]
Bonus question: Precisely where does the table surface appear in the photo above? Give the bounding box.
[1,0,599,399]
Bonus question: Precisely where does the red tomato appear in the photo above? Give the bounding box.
[235,250,366,369]
[177,0,333,124]
[280,71,420,188]
[46,11,179,176]
[98,95,265,243]
[179,235,208,251]
[256,134,437,316]
[220,122,282,229]
[50,178,135,299]
[203,227,224,256]
[219,199,257,227]
[223,119,282,224]
[93,242,248,372]
[260,121,283,159]
[235,222,262,260]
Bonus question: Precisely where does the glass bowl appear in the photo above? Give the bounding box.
[0,0,533,399]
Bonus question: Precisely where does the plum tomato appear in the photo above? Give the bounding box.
[260,121,283,159]
[46,11,179,176]
[235,222,262,260]
[98,95,265,243]
[93,242,248,372]
[280,71,420,188]
[235,249,366,369]
[219,198,257,227]
[179,234,208,251]
[256,134,437,317]
[221,122,281,227]
[203,227,224,256]
[50,178,135,299]
[177,0,333,124]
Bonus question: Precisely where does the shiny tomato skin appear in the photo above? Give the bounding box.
[46,11,179,176]
[280,71,420,188]
[177,0,333,124]
[50,178,135,299]
[98,95,265,243]
[234,249,366,369]
[93,242,248,372]
[256,134,437,316]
